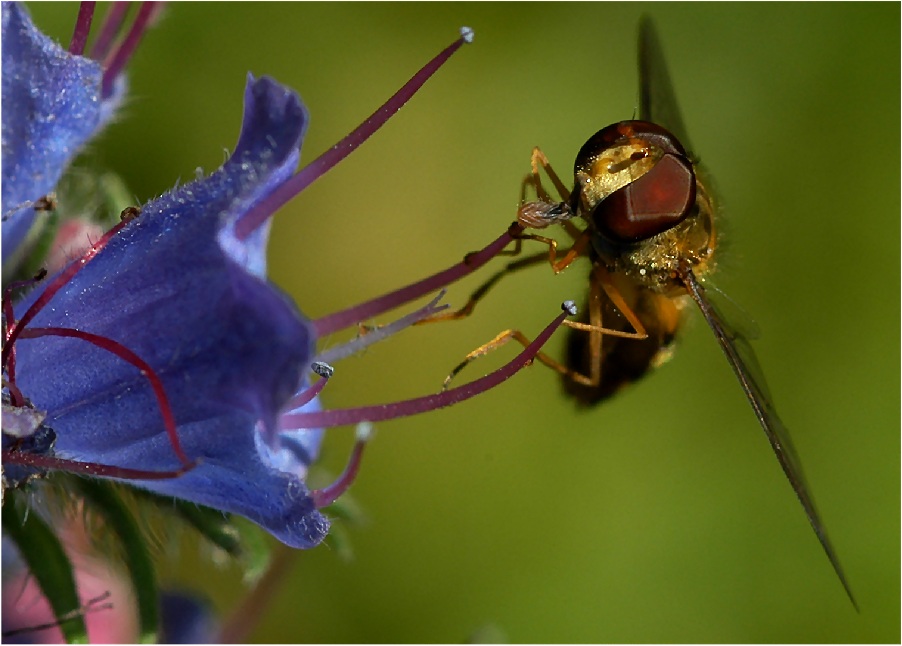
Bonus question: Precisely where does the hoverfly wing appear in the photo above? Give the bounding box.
[680,264,857,609]
[638,17,693,154]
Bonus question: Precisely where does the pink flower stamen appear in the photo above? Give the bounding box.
[286,301,575,429]
[3,215,190,469]
[284,362,333,410]
[314,223,524,335]
[311,422,373,508]
[101,2,161,96]
[234,27,475,241]
[313,290,449,365]
[87,2,130,61]
[68,2,96,56]
[4,379,26,409]
[1,272,45,406]
[3,219,129,368]
[2,450,194,480]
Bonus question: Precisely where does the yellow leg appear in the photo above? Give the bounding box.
[511,226,591,274]
[517,147,575,230]
[442,327,589,390]
[441,262,651,389]
[526,146,571,204]
[418,251,549,324]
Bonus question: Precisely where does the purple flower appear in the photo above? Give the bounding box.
[2,2,571,554]
[10,72,331,546]
[2,0,334,546]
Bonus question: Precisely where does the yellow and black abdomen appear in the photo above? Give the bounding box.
[563,276,683,405]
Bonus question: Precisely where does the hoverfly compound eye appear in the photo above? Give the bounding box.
[574,120,696,243]
[593,148,696,243]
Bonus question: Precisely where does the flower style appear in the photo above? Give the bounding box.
[3,1,571,556]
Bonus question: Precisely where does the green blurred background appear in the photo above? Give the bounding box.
[29,3,899,642]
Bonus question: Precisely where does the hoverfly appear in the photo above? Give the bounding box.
[448,17,855,607]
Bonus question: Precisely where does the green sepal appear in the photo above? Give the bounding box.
[2,493,88,644]
[321,521,354,562]
[230,516,272,584]
[95,171,137,224]
[321,494,366,562]
[74,479,159,644]
[3,205,59,283]
[321,493,365,524]
[14,206,59,281]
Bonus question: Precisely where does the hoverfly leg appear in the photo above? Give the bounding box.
[442,266,649,390]
[421,221,585,326]
[441,327,576,391]
[517,147,588,272]
[521,226,590,274]
[419,251,549,324]
[426,145,595,381]
[517,147,577,232]
[566,263,650,341]
[526,146,572,204]
[427,144,589,329]
[569,273,605,387]
[495,232,525,258]
[423,223,587,327]
[560,267,649,388]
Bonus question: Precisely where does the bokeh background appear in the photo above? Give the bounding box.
[28,3,898,643]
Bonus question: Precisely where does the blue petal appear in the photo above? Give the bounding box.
[13,76,329,548]
[0,2,116,262]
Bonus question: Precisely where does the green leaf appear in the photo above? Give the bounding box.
[2,494,87,644]
[75,479,159,644]
[320,494,366,562]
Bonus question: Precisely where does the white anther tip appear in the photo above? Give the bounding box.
[311,361,334,379]
[562,300,578,316]
[460,26,474,43]
[355,421,375,442]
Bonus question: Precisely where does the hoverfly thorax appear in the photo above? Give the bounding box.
[572,120,716,292]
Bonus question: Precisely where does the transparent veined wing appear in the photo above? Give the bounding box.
[638,17,693,154]
[679,263,857,610]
